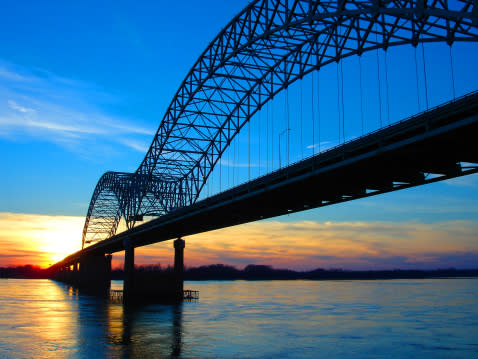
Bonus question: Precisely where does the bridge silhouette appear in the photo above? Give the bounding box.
[50,0,478,302]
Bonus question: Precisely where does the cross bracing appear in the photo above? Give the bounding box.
[82,0,478,249]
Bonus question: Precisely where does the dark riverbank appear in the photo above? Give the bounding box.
[2,263,478,281]
[0,265,50,279]
[183,264,478,281]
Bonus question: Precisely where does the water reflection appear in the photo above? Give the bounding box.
[2,279,477,358]
[0,279,80,358]
[72,286,184,358]
[0,279,184,358]
[171,305,183,357]
[67,285,79,299]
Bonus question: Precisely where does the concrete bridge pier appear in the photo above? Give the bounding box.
[122,237,186,303]
[77,254,112,291]
[174,238,185,300]
[123,240,135,303]
[54,254,111,292]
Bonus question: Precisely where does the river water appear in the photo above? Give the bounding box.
[0,278,477,358]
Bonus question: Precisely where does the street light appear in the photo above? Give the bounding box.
[279,128,291,168]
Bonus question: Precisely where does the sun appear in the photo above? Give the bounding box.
[0,213,84,268]
[28,215,84,267]
[39,228,82,265]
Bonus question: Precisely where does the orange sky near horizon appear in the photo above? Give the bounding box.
[1,212,477,270]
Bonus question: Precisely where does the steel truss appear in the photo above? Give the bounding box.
[82,0,478,249]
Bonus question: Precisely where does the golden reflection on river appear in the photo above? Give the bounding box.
[0,280,78,358]
[0,279,185,358]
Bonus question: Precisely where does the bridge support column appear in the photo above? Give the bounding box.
[61,254,111,292]
[174,238,185,300]
[105,254,112,280]
[123,240,135,303]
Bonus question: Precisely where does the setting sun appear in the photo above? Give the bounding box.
[37,226,82,265]
[0,213,83,267]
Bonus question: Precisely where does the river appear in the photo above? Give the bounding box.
[0,278,477,358]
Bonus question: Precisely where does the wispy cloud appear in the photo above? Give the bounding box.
[127,218,478,270]
[219,159,260,168]
[0,59,155,157]
[0,67,30,82]
[444,175,478,188]
[8,100,34,113]
[358,193,478,217]
[119,139,150,153]
[306,141,331,150]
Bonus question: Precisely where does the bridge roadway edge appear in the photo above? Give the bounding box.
[49,91,478,272]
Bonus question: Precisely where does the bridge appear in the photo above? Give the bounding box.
[50,0,478,302]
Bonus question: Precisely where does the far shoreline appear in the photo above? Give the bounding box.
[1,264,478,281]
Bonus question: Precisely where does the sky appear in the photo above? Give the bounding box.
[1,0,478,270]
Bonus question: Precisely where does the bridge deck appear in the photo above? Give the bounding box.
[52,91,478,269]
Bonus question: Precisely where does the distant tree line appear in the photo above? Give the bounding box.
[2,263,478,280]
[0,265,50,279]
[113,264,478,281]
[185,264,478,281]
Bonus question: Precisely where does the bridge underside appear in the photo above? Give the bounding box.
[51,91,478,268]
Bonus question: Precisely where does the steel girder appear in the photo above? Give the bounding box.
[82,172,178,248]
[82,0,478,249]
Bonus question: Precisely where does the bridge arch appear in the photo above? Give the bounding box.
[82,0,478,248]
[82,172,128,248]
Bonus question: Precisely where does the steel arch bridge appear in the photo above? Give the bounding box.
[82,0,478,249]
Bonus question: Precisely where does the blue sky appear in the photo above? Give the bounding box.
[0,0,254,215]
[1,0,478,269]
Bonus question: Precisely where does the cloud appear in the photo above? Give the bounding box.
[123,218,478,271]
[119,139,150,153]
[219,159,260,168]
[8,100,34,113]
[357,192,478,217]
[0,67,30,82]
[444,175,478,188]
[306,141,331,149]
[0,59,155,158]
[355,252,478,269]
[2,212,477,271]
